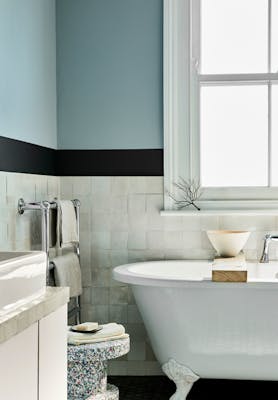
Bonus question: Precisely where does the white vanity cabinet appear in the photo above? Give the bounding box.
[39,304,67,400]
[0,323,38,400]
[0,304,68,400]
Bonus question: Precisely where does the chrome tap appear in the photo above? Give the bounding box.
[260,234,278,263]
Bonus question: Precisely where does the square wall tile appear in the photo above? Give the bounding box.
[111,177,129,195]
[128,177,147,194]
[92,177,111,194]
[109,305,128,323]
[128,231,146,250]
[72,177,92,196]
[128,194,146,214]
[147,231,164,249]
[145,177,163,194]
[91,287,109,305]
[111,232,128,250]
[110,287,128,305]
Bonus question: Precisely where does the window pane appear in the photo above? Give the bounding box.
[201,0,268,74]
[271,85,278,185]
[200,85,268,187]
[272,0,278,72]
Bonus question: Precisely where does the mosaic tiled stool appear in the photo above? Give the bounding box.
[68,337,130,400]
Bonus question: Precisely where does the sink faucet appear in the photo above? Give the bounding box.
[260,234,278,263]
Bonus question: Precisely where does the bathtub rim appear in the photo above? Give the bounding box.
[113,260,278,289]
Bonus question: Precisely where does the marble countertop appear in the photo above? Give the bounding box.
[0,286,69,345]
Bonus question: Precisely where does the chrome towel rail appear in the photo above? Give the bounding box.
[18,198,81,324]
[18,198,51,264]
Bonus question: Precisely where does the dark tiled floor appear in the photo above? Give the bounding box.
[109,376,278,400]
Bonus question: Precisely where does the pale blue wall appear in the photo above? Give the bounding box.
[57,0,163,150]
[0,0,57,149]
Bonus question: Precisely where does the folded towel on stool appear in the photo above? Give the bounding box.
[68,323,129,345]
[57,200,78,247]
[53,252,82,297]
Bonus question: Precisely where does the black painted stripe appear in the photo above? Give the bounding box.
[56,149,163,176]
[0,136,163,176]
[0,136,56,175]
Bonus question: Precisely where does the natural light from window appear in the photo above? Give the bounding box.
[201,0,268,74]
[272,0,278,72]
[199,0,278,188]
[200,85,268,187]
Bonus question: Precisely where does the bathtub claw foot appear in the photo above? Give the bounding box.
[162,359,199,400]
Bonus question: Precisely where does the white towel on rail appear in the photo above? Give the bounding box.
[53,252,82,297]
[67,323,128,345]
[57,200,78,247]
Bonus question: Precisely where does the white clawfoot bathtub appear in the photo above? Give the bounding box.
[113,260,278,399]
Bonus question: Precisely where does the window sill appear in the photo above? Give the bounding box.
[161,200,278,216]
[160,209,278,216]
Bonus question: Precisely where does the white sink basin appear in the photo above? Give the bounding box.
[0,251,46,315]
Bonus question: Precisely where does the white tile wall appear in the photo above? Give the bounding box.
[2,172,278,376]
[0,171,59,252]
[60,176,278,375]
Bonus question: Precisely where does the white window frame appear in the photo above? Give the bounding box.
[163,0,278,212]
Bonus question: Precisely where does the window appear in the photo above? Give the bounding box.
[164,0,278,210]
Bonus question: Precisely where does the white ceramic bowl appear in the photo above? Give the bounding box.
[206,230,250,257]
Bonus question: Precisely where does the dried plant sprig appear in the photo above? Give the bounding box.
[166,178,203,211]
